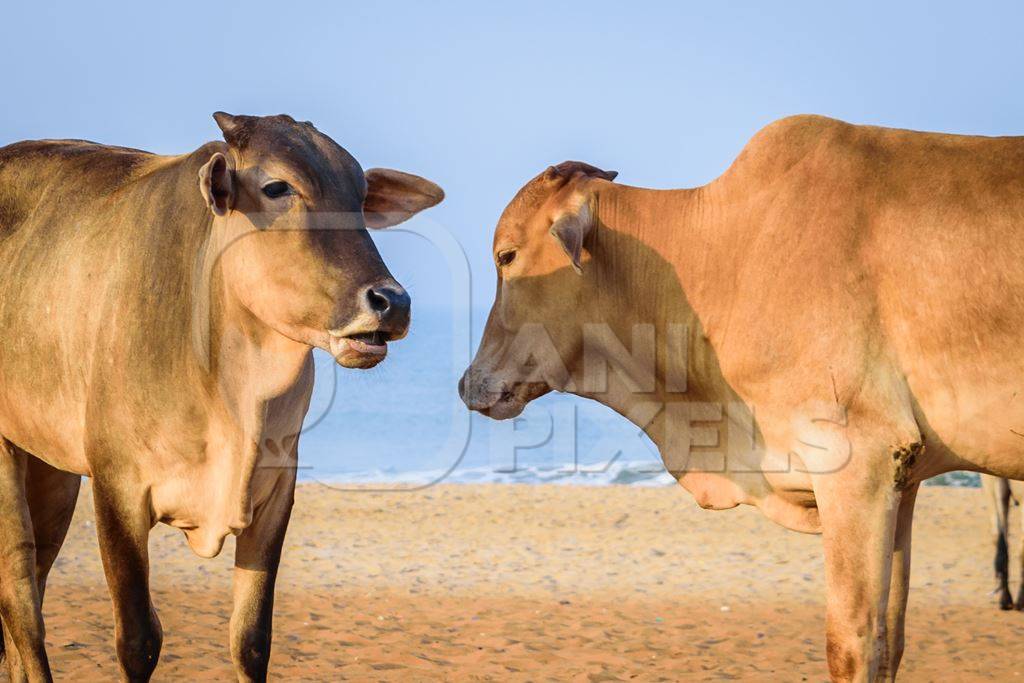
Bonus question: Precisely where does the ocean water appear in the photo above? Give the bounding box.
[296,308,979,489]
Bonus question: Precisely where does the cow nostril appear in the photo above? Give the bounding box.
[367,287,391,313]
[363,284,410,323]
[458,373,467,398]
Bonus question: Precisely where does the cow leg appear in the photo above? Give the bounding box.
[25,454,81,602]
[817,487,900,682]
[812,427,914,683]
[981,475,1014,609]
[1015,482,1024,610]
[229,468,295,683]
[0,440,51,682]
[2,451,81,682]
[878,482,919,681]
[92,480,161,682]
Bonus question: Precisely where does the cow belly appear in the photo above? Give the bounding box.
[908,370,1024,480]
[0,393,89,475]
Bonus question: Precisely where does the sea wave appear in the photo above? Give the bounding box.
[305,460,677,488]
[305,463,983,488]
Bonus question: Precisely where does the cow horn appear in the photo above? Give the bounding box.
[212,111,256,146]
[544,161,618,182]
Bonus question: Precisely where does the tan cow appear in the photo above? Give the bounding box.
[0,113,443,682]
[460,115,1024,681]
[980,474,1024,609]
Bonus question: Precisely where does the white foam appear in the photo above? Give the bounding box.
[305,459,677,488]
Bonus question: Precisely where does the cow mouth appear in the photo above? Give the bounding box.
[477,389,527,420]
[329,330,390,368]
[460,376,550,420]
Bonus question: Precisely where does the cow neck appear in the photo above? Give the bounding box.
[588,181,732,400]
[582,182,764,509]
[592,179,742,339]
[159,229,311,557]
[198,229,312,434]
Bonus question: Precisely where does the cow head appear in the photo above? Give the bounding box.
[459,161,617,418]
[198,112,443,368]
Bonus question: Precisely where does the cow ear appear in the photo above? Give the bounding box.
[198,152,234,217]
[549,200,594,275]
[363,168,445,229]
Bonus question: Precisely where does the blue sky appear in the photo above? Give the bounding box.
[4,1,1023,312]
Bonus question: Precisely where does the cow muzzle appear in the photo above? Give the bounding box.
[459,366,547,420]
[327,281,410,369]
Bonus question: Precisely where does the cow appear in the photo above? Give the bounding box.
[459,114,1024,681]
[981,474,1024,610]
[0,112,443,682]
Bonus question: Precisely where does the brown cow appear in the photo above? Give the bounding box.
[460,115,1024,681]
[0,113,442,681]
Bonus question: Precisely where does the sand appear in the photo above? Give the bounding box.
[35,482,1024,681]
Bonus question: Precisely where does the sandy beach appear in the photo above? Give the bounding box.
[38,482,1024,681]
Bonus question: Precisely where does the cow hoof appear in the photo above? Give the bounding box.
[999,591,1015,610]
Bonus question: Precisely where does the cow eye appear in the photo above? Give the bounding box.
[496,250,517,267]
[261,181,292,199]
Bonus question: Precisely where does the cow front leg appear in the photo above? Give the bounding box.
[814,467,903,682]
[229,469,295,682]
[92,480,161,682]
[878,482,919,681]
[0,440,52,682]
